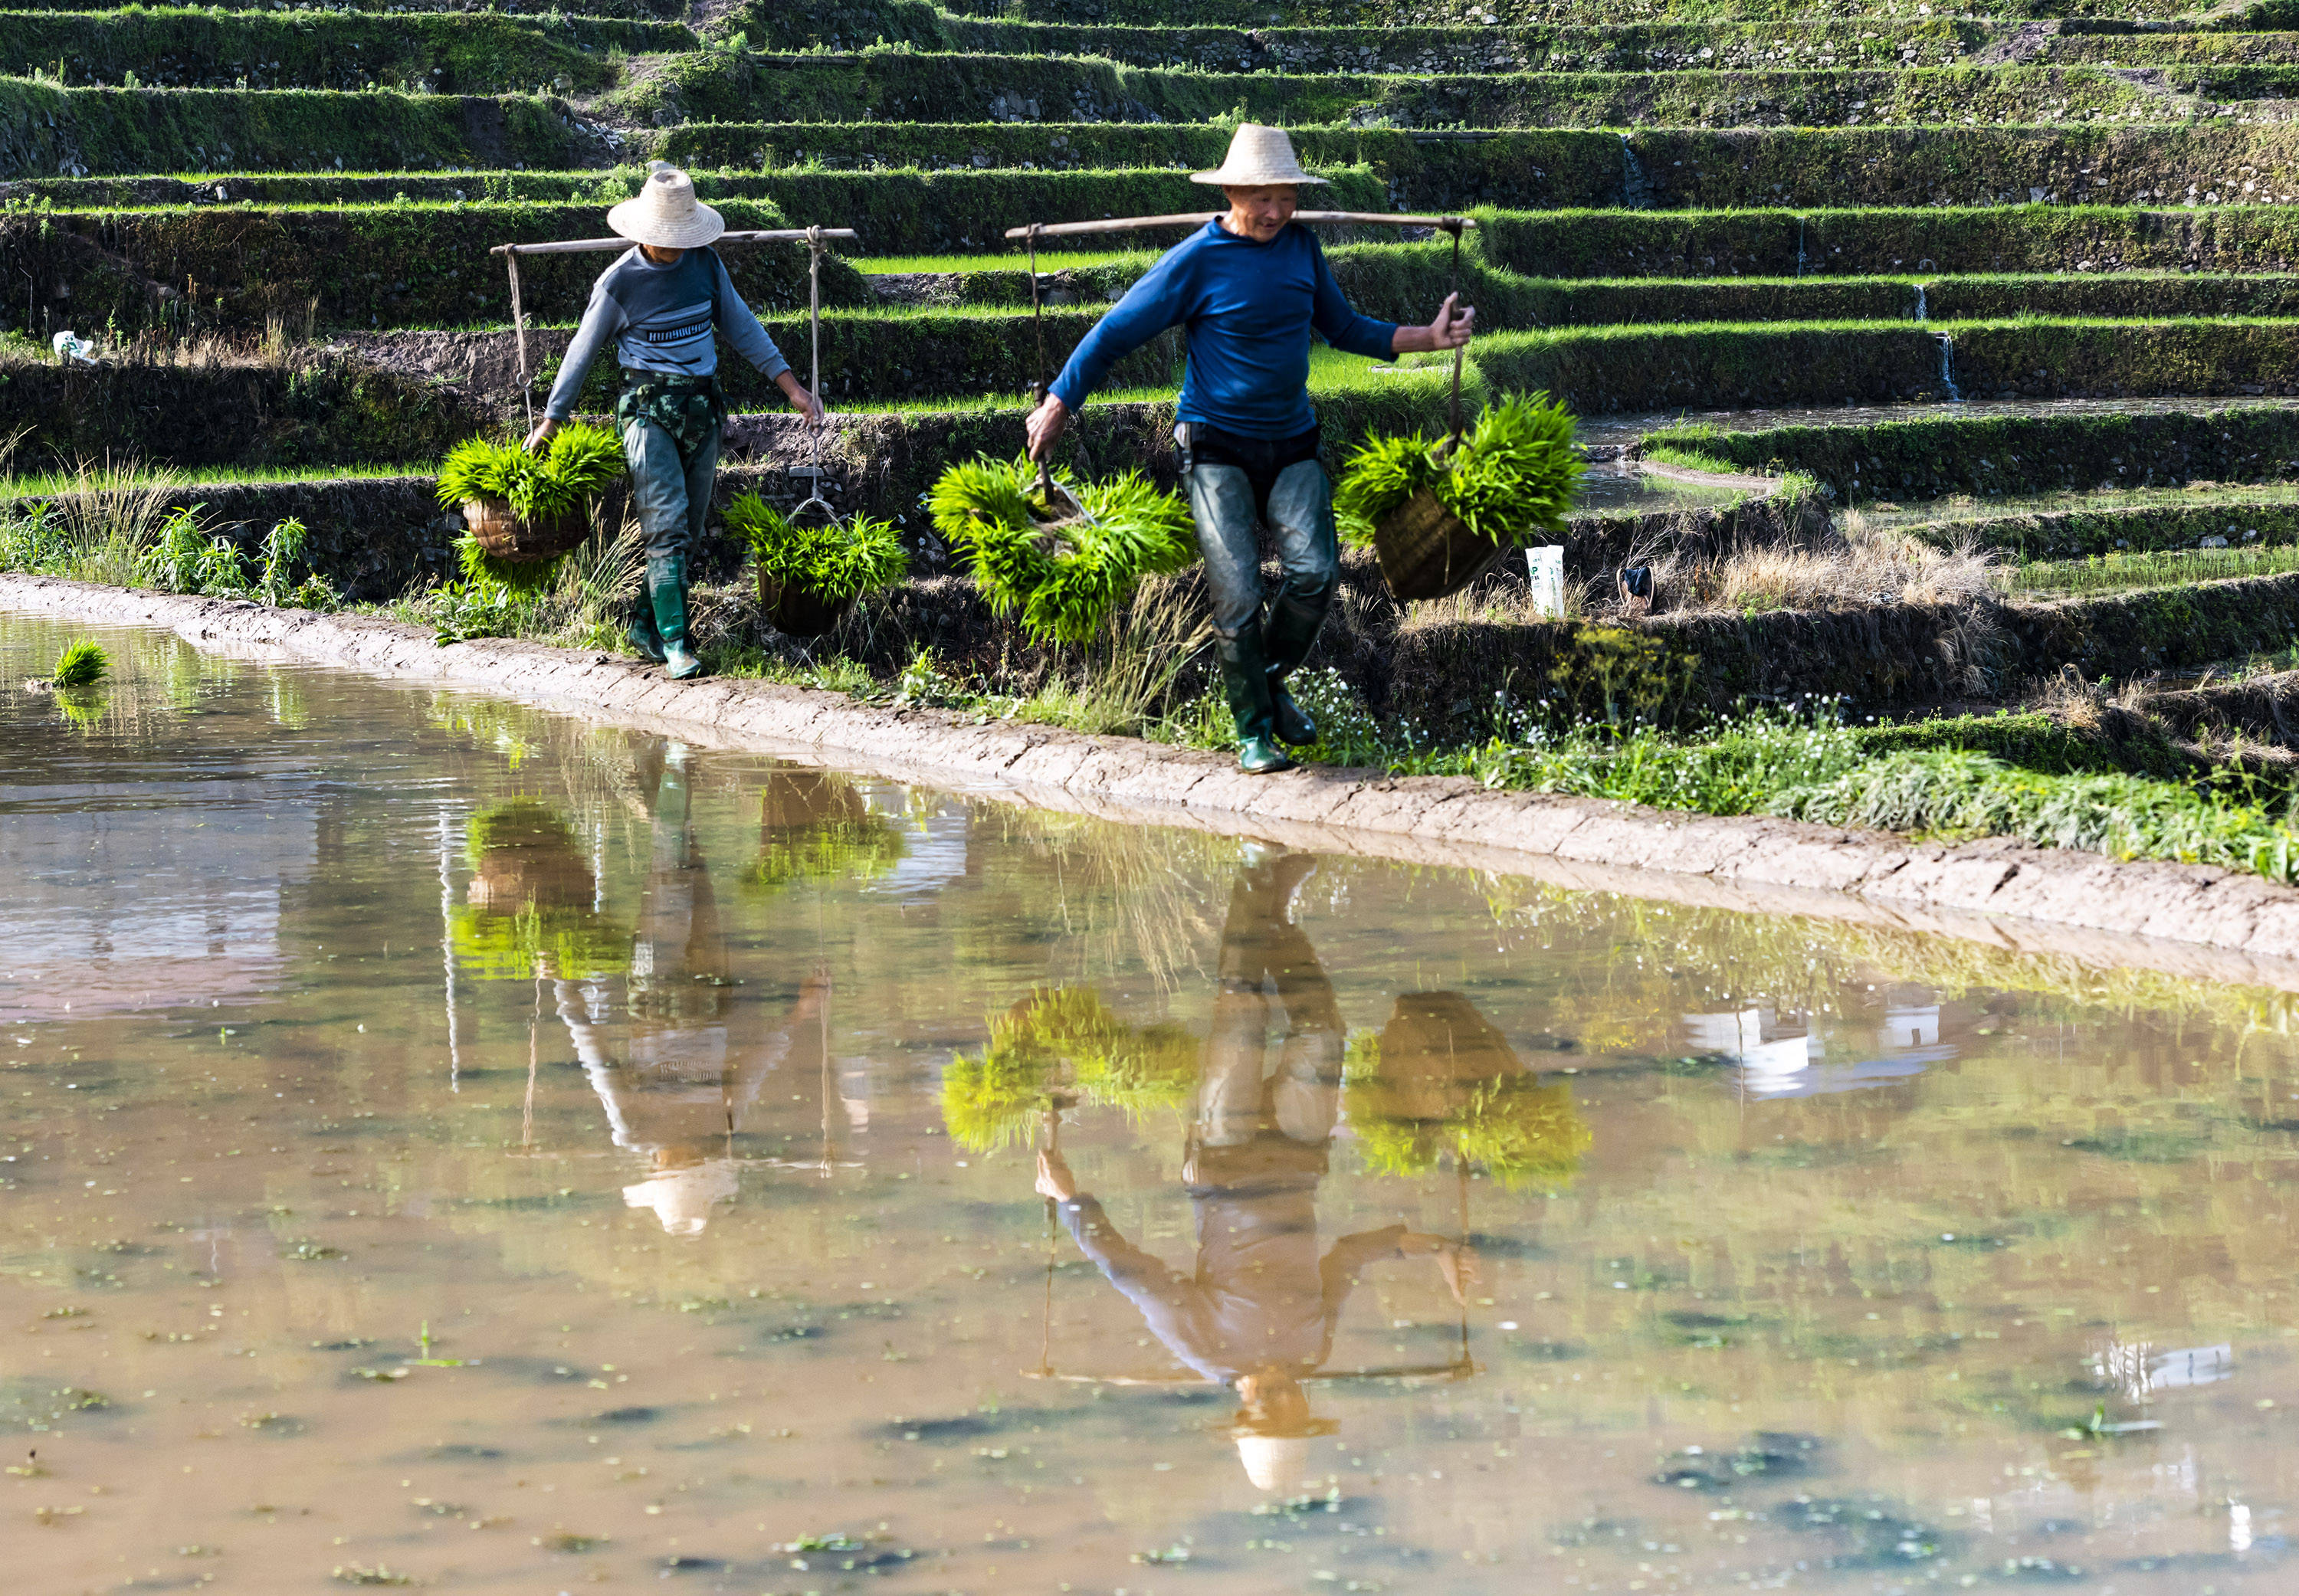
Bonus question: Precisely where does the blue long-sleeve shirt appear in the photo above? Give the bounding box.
[544,246,790,421]
[1048,220,1399,440]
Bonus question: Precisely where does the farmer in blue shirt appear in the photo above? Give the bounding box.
[1026,125,1475,774]
[526,165,823,681]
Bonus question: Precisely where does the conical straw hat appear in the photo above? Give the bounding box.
[608,163,726,250]
[1190,123,1329,188]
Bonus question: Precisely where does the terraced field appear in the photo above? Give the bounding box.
[15,0,2299,870]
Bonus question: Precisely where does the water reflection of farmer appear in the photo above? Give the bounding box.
[555,741,830,1234]
[1031,850,1477,1493]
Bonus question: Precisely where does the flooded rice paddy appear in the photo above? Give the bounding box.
[8,615,2299,1595]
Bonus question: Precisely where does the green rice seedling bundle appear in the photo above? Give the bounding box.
[436,424,625,563]
[724,490,909,637]
[1334,392,1585,601]
[927,456,1196,646]
[50,638,109,688]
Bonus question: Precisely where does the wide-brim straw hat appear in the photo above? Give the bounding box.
[608,163,725,249]
[1190,123,1329,188]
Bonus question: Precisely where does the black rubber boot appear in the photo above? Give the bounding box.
[1218,628,1293,775]
[649,553,707,681]
[1267,675,1317,748]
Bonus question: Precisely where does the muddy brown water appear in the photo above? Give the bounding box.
[7,614,2299,1594]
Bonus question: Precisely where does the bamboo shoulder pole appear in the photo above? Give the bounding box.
[1002,211,1477,241]
[488,228,861,257]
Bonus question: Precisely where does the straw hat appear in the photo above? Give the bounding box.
[1190,123,1328,188]
[622,1158,738,1236]
[608,163,725,250]
[1235,1434,1317,1494]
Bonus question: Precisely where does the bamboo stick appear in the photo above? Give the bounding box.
[487,228,861,257]
[1002,211,1477,240]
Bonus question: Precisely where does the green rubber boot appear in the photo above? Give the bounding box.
[1218,628,1294,775]
[648,553,707,681]
[628,602,667,664]
[1267,674,1317,748]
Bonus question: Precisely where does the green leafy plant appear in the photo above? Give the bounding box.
[1343,1008,1591,1190]
[50,638,108,687]
[725,491,909,603]
[941,986,1198,1153]
[435,424,624,523]
[1333,392,1586,550]
[928,457,1195,645]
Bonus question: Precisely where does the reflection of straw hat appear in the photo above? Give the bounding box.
[622,1158,738,1236]
[1190,124,1329,188]
[1235,1434,1318,1494]
[608,164,725,250]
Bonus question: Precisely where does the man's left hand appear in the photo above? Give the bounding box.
[1428,291,1475,349]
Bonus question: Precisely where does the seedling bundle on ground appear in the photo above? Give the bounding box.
[13,0,2299,873]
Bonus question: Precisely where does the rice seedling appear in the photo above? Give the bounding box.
[1333,391,1586,552]
[927,456,1195,646]
[50,638,109,687]
[435,424,623,523]
[725,492,909,603]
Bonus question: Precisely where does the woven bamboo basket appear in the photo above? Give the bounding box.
[461,497,592,562]
[1371,487,1510,602]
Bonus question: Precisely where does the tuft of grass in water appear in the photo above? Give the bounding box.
[50,638,108,687]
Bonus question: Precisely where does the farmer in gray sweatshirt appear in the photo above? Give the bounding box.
[526,165,823,680]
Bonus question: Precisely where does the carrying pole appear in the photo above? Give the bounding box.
[1000,212,1477,241]
[488,228,863,434]
[1027,221,1055,502]
[1444,217,1466,444]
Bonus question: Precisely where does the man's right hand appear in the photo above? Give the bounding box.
[1035,1149,1078,1204]
[1025,395,1069,462]
[523,418,561,454]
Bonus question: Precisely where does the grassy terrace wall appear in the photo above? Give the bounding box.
[0,11,689,94]
[1645,405,2299,500]
[612,51,2271,130]
[0,81,618,178]
[5,202,873,335]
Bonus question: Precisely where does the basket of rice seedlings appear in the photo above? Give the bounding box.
[927,456,1196,646]
[1343,991,1590,1188]
[435,424,625,563]
[724,490,909,639]
[1333,392,1586,602]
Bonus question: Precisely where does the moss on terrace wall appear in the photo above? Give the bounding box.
[0,81,614,179]
[0,11,686,96]
[877,0,2236,27]
[0,350,491,471]
[1481,203,2299,279]
[612,51,2211,131]
[1643,405,2299,502]
[1386,572,2299,736]
[2,202,871,336]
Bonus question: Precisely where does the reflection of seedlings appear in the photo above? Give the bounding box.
[942,986,1196,1153]
[6,1449,47,1478]
[746,773,906,893]
[331,1564,413,1585]
[2063,1127,2206,1164]
[454,799,625,981]
[34,1504,86,1525]
[1134,1543,1193,1565]
[1653,1433,1821,1489]
[280,1240,345,1262]
[40,1306,88,1320]
[1346,994,1591,1188]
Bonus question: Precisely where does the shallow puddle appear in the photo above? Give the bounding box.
[7,616,2299,1594]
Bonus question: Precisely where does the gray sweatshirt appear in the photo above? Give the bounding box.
[544,245,790,421]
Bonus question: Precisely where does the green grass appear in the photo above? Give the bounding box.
[2009,543,2299,597]
[0,461,432,498]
